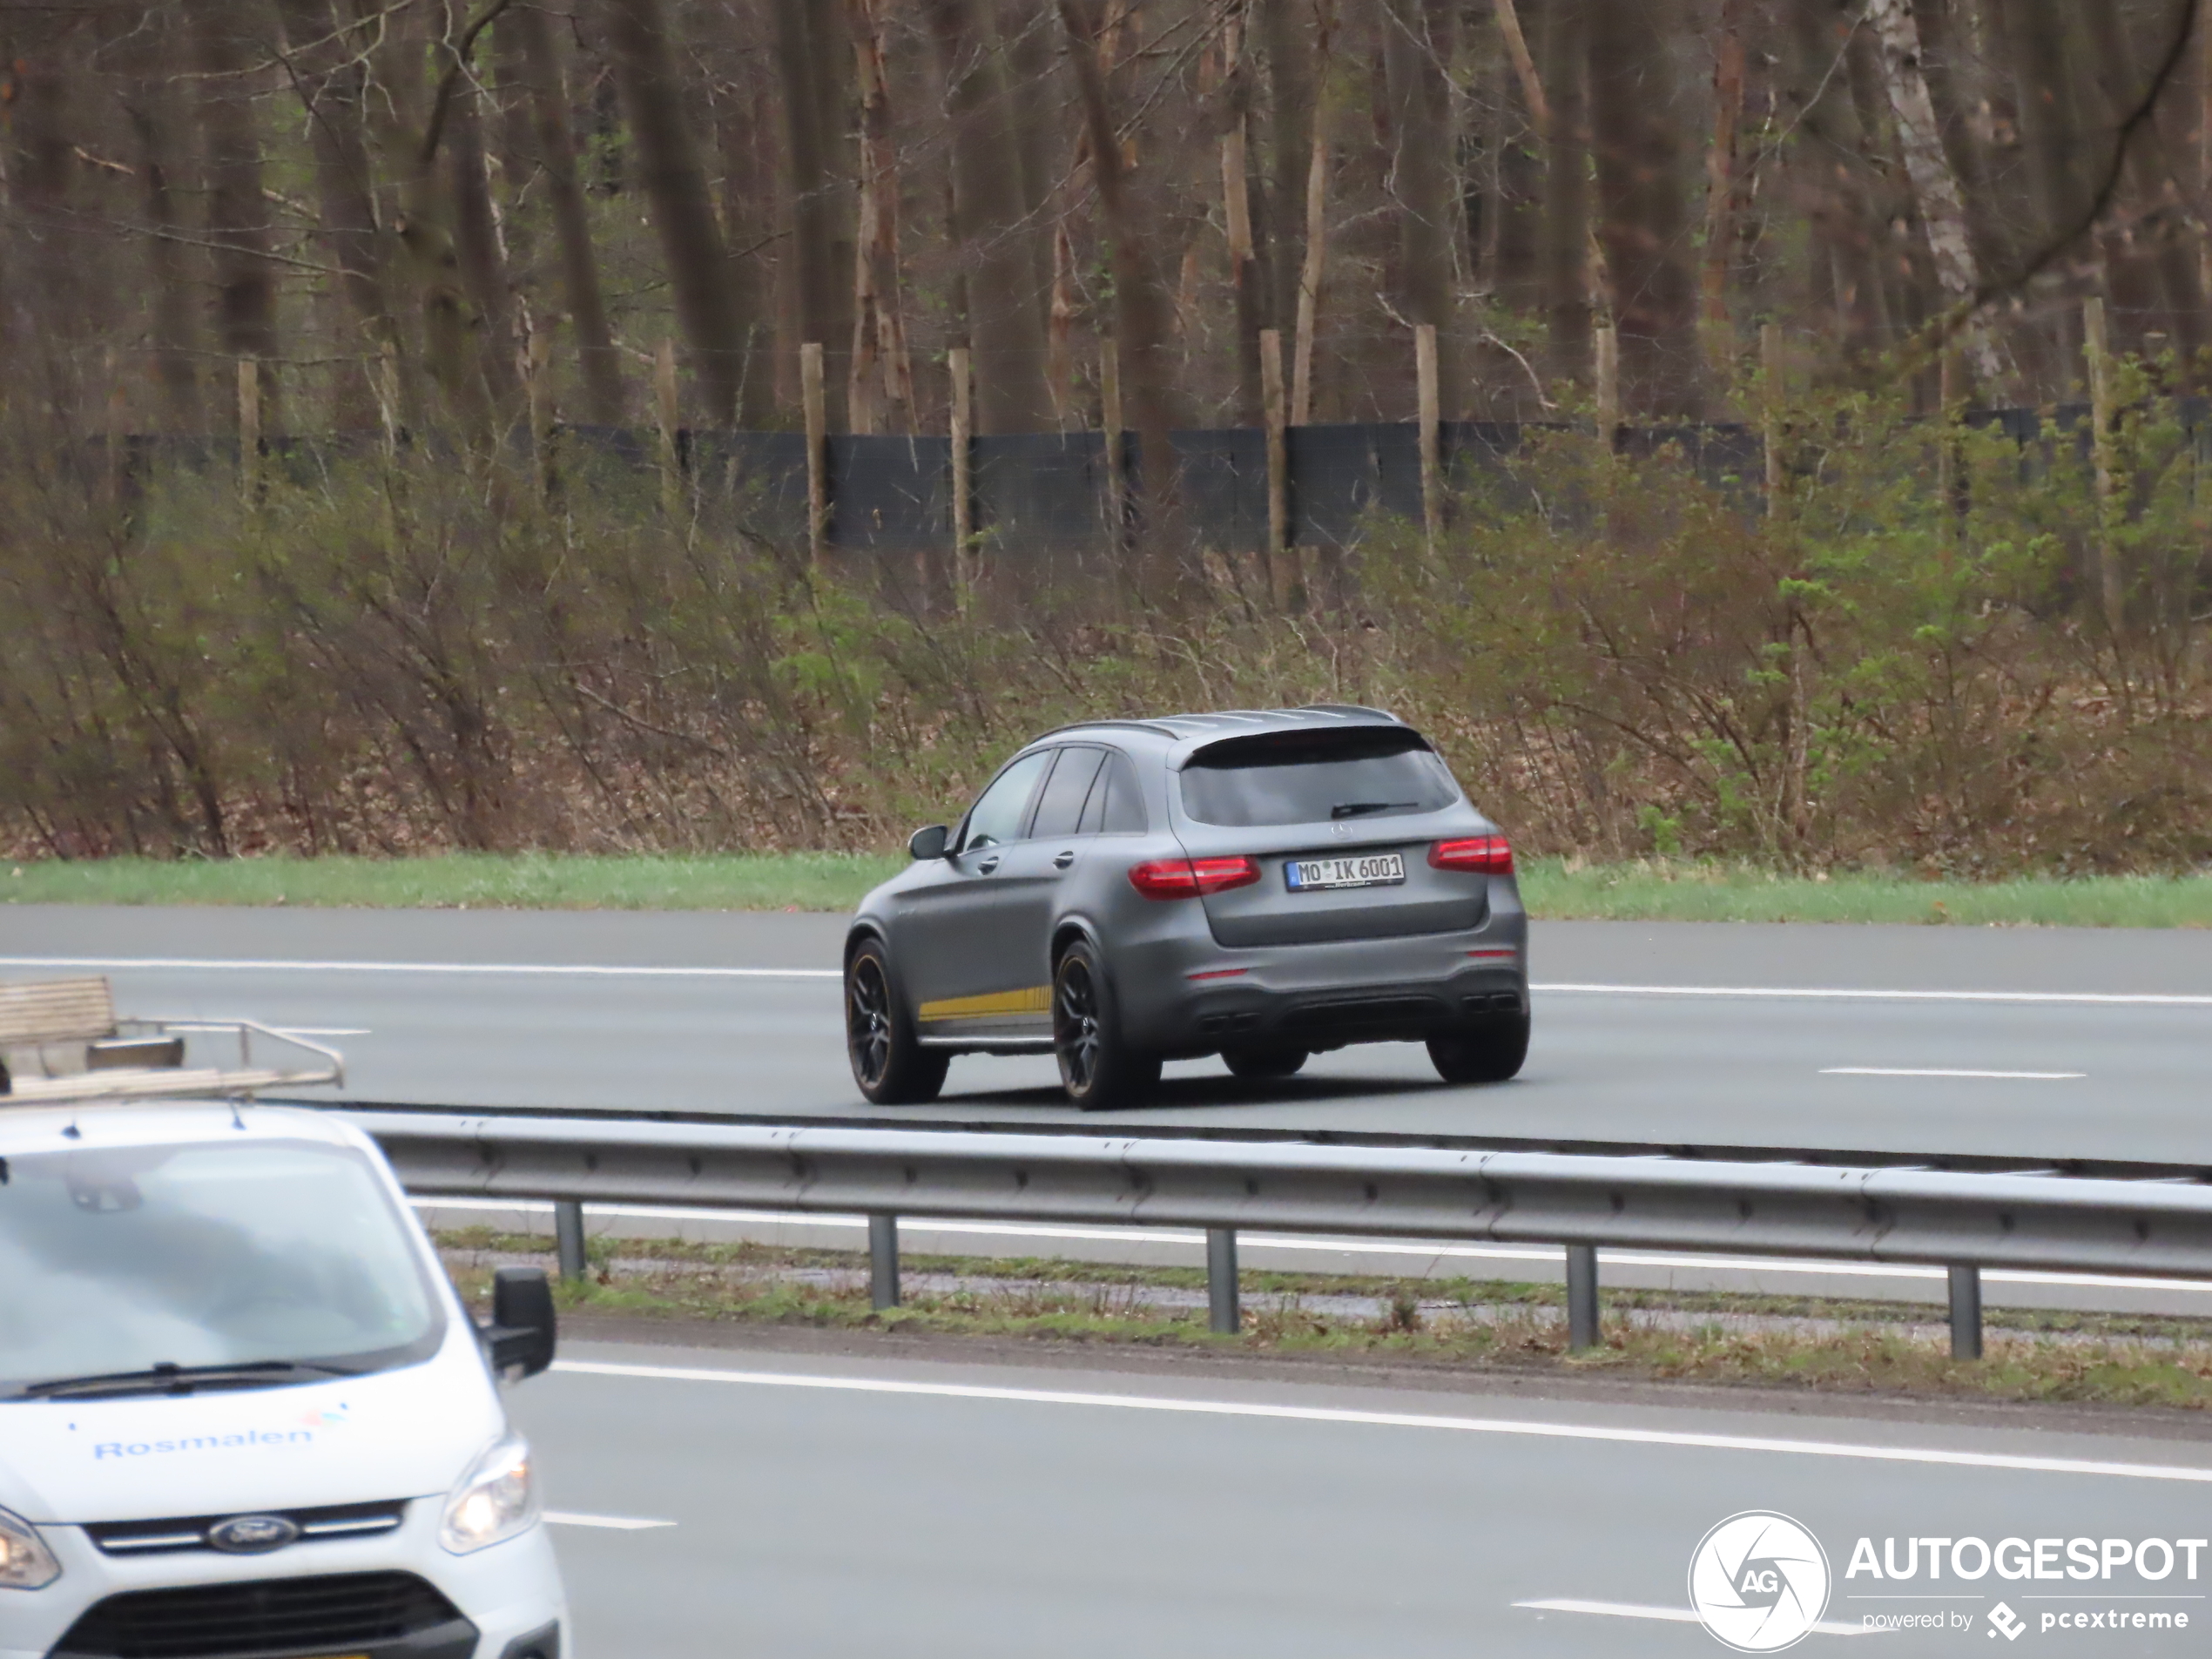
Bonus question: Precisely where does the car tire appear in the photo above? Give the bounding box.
[846,938,950,1105]
[1426,1011,1529,1085]
[1053,940,1161,1109]
[1222,1046,1309,1081]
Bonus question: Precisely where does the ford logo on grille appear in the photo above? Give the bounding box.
[207,1514,300,1554]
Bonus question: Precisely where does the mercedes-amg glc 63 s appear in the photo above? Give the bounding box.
[843,705,1527,1107]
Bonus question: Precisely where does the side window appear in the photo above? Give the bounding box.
[959,750,1054,852]
[1029,747,1107,840]
[1078,750,1149,835]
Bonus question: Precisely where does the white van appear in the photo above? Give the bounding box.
[0,988,567,1659]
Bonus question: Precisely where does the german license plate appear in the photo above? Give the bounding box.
[1285,852,1406,891]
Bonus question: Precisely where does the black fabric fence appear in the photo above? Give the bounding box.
[97,400,2212,554]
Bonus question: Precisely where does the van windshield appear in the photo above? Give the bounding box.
[0,1138,443,1400]
[1180,730,1460,827]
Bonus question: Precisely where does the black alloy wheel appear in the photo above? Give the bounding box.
[1053,940,1161,1109]
[1222,1046,1310,1082]
[846,939,950,1104]
[1426,1010,1530,1085]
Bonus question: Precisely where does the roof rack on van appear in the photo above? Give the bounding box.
[0,976,344,1104]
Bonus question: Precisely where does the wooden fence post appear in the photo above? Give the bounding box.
[527,329,558,504]
[1936,336,1964,561]
[801,341,828,571]
[1595,324,1620,458]
[2084,296,2122,638]
[948,347,974,605]
[1415,322,1440,555]
[1760,322,1785,519]
[375,344,401,458]
[1101,339,1125,561]
[654,338,682,518]
[237,359,261,503]
[1260,327,1289,604]
[104,347,126,513]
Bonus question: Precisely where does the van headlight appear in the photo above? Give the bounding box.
[0,1507,60,1590]
[438,1433,539,1554]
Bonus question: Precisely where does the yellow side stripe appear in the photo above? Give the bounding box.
[917,985,1052,1022]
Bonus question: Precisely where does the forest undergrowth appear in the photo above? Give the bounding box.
[3,379,2207,878]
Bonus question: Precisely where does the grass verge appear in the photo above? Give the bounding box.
[10,851,2212,926]
[440,1231,2212,1412]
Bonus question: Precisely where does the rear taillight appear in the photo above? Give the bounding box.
[1430,835,1514,875]
[1128,856,1263,900]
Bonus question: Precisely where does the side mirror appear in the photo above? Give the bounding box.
[908,824,950,860]
[484,1265,556,1380]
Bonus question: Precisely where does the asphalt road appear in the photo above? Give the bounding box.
[521,1334,2212,1656]
[5,905,2211,1162]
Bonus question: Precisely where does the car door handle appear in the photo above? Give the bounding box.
[977,856,1001,874]
[1053,850,1076,869]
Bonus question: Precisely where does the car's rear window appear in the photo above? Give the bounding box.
[1178,730,1459,827]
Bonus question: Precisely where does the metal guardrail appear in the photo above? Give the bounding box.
[343,1109,2212,1359]
[344,1109,2212,1273]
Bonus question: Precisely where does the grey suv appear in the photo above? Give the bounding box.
[843,706,1528,1107]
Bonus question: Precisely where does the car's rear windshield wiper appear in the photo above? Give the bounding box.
[1330,800,1423,819]
[16,1359,361,1400]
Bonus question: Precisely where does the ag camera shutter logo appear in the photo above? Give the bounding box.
[1689,1511,1832,1651]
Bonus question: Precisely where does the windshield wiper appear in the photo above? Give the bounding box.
[17,1359,360,1401]
[1331,800,1422,819]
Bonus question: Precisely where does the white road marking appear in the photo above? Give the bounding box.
[0,956,839,980]
[6,957,2209,1006]
[414,1197,2212,1296]
[543,1510,676,1530]
[1514,1599,1881,1636]
[1543,982,2212,1007]
[550,1359,2212,1484]
[1821,1068,2086,1080]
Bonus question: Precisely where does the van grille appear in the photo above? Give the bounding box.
[54,1570,471,1659]
[84,1499,408,1557]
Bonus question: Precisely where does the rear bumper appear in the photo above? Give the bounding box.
[1111,907,1527,1057]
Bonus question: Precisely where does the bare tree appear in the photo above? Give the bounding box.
[1381,0,1461,415]
[185,0,282,424]
[1588,0,1703,415]
[772,0,858,427]
[506,3,626,425]
[928,0,1055,433]
[604,0,757,425]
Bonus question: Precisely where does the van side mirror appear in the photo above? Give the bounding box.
[908,824,949,860]
[484,1265,556,1380]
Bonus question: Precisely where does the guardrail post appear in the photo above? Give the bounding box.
[1565,1244,1601,1351]
[553,1200,587,1283]
[1947,1264,1983,1360]
[870,1214,901,1311]
[1206,1226,1240,1334]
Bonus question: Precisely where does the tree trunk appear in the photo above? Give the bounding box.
[1587,0,1704,415]
[1061,0,1189,578]
[1778,0,1891,368]
[272,0,398,429]
[443,1,518,415]
[847,0,916,435]
[772,0,858,428]
[185,0,282,427]
[1493,0,1545,318]
[998,0,1063,351]
[1537,0,1590,388]
[508,4,625,425]
[604,0,753,426]
[928,0,1056,433]
[1222,5,1267,425]
[1864,0,2000,381]
[114,5,204,431]
[1699,0,1751,348]
[1260,0,1317,354]
[1382,0,1461,416]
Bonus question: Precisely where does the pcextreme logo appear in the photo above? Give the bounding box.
[1689,1511,1833,1653]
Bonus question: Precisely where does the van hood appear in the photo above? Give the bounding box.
[0,1326,502,1524]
